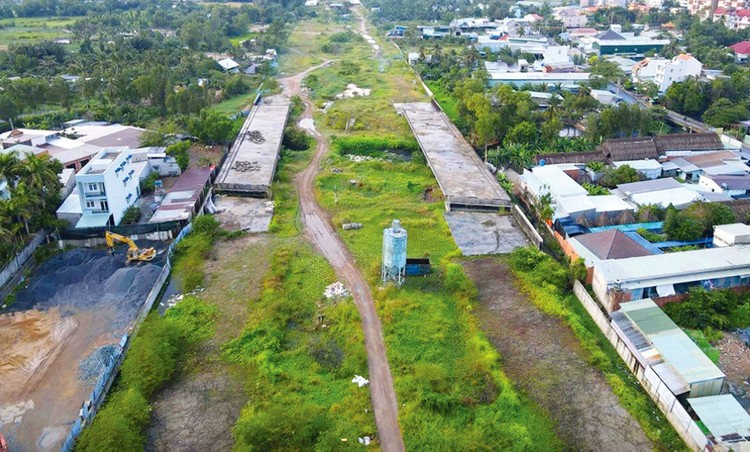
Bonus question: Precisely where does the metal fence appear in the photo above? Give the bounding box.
[0,230,47,290]
[60,219,192,451]
[59,221,184,240]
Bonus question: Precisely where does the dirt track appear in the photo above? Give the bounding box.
[464,258,653,451]
[279,52,405,452]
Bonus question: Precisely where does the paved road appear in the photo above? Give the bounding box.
[278,61,406,451]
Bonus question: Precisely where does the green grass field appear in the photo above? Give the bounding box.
[314,146,562,449]
[0,16,81,46]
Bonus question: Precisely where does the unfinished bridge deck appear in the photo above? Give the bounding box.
[215,97,290,197]
[395,102,510,212]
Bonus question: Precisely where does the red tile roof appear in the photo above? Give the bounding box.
[574,229,654,260]
[731,41,750,55]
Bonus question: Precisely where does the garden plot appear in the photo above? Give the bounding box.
[444,212,529,255]
[0,246,166,451]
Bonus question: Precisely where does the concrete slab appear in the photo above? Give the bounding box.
[395,102,511,211]
[213,195,273,232]
[444,212,529,256]
[215,96,290,197]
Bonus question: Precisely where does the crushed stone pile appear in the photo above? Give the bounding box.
[78,344,121,383]
[14,248,164,329]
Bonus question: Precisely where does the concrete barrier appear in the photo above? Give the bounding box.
[572,281,710,451]
[512,205,542,249]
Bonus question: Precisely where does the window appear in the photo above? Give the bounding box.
[85,201,95,208]
[101,201,109,211]
[87,183,98,191]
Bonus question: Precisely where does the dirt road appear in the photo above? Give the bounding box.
[279,64,405,451]
[464,258,653,451]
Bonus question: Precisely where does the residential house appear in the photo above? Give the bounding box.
[691,0,749,16]
[669,150,747,182]
[699,173,750,197]
[612,299,725,397]
[69,147,149,228]
[592,245,750,310]
[553,7,588,29]
[714,8,750,29]
[590,89,621,105]
[217,58,240,73]
[729,40,750,62]
[633,55,703,93]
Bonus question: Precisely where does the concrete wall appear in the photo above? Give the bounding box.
[512,205,542,249]
[572,281,711,451]
[58,229,175,249]
[0,230,47,290]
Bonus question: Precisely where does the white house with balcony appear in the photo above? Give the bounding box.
[633,54,703,93]
[72,147,149,228]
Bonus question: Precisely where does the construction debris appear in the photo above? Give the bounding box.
[246,130,265,144]
[358,436,372,446]
[231,160,261,172]
[342,223,363,230]
[352,375,369,387]
[161,287,205,311]
[324,282,350,300]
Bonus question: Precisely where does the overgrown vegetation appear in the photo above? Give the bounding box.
[315,142,562,448]
[76,296,218,450]
[331,135,419,158]
[663,287,750,334]
[120,205,142,225]
[172,215,222,291]
[663,202,737,241]
[508,247,685,451]
[226,243,376,449]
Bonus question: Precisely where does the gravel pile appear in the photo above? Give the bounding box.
[78,344,121,383]
[14,248,164,329]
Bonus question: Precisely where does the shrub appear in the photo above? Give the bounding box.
[120,205,141,225]
[663,287,750,332]
[140,172,160,195]
[282,126,311,151]
[332,136,419,157]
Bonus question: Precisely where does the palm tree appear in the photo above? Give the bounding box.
[16,154,62,210]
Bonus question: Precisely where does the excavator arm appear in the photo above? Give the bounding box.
[104,231,156,263]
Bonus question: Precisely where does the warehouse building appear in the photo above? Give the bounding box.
[612,299,725,398]
[592,245,750,311]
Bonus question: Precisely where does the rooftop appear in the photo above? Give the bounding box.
[573,229,653,260]
[703,174,750,190]
[688,395,750,441]
[730,41,750,55]
[615,299,725,393]
[617,178,682,195]
[150,167,213,223]
[595,244,750,286]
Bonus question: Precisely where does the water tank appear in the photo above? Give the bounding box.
[382,219,407,286]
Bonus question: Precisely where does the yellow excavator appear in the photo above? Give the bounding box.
[105,231,156,263]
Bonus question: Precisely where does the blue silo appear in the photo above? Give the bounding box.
[382,219,407,286]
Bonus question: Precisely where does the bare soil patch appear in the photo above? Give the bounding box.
[717,333,750,410]
[463,258,652,451]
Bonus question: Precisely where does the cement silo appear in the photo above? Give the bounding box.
[382,219,407,286]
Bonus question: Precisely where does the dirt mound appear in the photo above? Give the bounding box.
[0,308,77,401]
[13,248,163,329]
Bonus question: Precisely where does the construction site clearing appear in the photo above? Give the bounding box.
[214,96,291,197]
[395,102,511,212]
[0,245,167,451]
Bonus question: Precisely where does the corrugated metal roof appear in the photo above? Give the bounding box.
[689,394,750,439]
[620,299,725,385]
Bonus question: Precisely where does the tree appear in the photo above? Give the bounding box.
[598,164,641,188]
[504,121,537,147]
[187,109,233,145]
[703,98,749,128]
[166,140,191,171]
[588,60,625,89]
